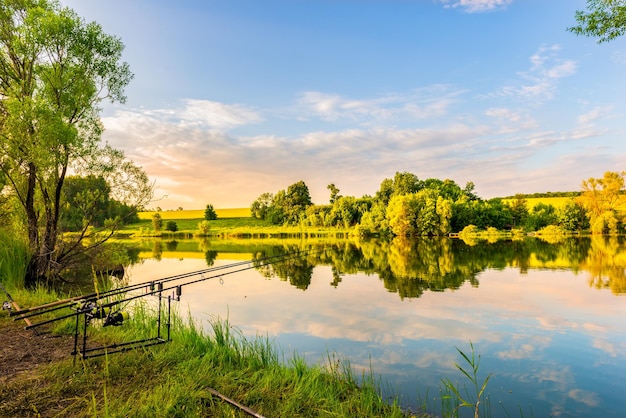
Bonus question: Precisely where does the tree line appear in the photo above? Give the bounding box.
[250,171,625,237]
[1,0,624,287]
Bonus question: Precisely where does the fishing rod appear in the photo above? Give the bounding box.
[0,281,35,330]
[21,248,320,330]
[12,248,317,322]
[66,247,321,359]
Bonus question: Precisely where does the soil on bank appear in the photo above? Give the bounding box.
[0,315,73,383]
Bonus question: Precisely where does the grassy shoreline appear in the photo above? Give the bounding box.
[0,233,418,416]
[0,288,417,417]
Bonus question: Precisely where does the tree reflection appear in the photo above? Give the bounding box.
[252,245,315,290]
[584,236,626,294]
[247,236,626,297]
[129,235,626,297]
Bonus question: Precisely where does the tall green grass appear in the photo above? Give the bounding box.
[0,229,29,289]
[0,294,414,417]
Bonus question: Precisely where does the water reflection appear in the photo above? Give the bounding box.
[132,235,625,296]
[122,235,626,417]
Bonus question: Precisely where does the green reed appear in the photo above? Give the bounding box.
[441,341,493,418]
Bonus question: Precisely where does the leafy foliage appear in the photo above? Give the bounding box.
[579,171,625,234]
[151,213,162,232]
[204,204,217,220]
[165,221,178,232]
[0,0,151,284]
[197,220,211,235]
[251,181,312,225]
[569,0,626,43]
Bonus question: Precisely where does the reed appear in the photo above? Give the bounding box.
[441,341,493,418]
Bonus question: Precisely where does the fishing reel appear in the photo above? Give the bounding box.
[73,301,129,327]
[2,300,11,311]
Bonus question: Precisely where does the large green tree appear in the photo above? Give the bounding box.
[0,0,151,284]
[569,0,626,43]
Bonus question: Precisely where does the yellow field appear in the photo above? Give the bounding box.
[138,208,250,220]
[523,197,572,209]
[509,196,626,212]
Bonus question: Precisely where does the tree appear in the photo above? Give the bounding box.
[558,199,590,232]
[165,221,178,232]
[392,171,421,196]
[0,0,151,285]
[250,192,273,220]
[569,0,626,43]
[152,213,162,232]
[60,175,140,232]
[508,194,529,229]
[525,203,558,231]
[386,190,452,236]
[327,183,341,204]
[387,194,419,236]
[283,180,312,224]
[60,175,110,232]
[204,204,217,220]
[578,171,625,233]
[197,220,211,235]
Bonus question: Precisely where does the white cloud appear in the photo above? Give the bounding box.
[438,0,513,13]
[296,86,463,123]
[577,106,611,126]
[501,45,577,101]
[100,93,624,208]
[133,99,262,131]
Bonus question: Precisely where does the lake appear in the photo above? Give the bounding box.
[122,235,626,417]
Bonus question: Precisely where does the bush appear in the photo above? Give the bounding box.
[165,221,178,232]
[536,225,568,235]
[197,220,211,235]
[459,224,479,236]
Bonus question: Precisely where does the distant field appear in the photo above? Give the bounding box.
[522,197,573,209]
[506,196,626,212]
[138,208,250,220]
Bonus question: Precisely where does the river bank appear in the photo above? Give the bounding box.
[0,288,418,418]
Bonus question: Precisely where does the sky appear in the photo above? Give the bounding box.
[60,0,626,210]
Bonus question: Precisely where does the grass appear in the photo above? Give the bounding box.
[1,290,416,417]
[118,215,354,239]
[0,230,30,289]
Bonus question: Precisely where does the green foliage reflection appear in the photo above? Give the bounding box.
[127,235,626,297]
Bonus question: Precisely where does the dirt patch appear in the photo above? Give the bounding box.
[0,312,74,383]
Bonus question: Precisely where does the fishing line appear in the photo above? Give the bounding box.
[20,248,322,330]
[13,248,319,321]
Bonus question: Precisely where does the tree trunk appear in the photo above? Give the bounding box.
[24,162,40,287]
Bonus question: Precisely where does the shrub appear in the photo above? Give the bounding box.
[537,225,568,235]
[165,221,178,232]
[459,224,479,236]
[197,220,211,235]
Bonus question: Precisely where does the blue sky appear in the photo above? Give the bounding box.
[61,0,626,209]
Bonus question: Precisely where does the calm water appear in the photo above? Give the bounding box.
[123,236,626,417]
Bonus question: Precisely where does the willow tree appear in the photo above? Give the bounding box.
[0,0,152,285]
